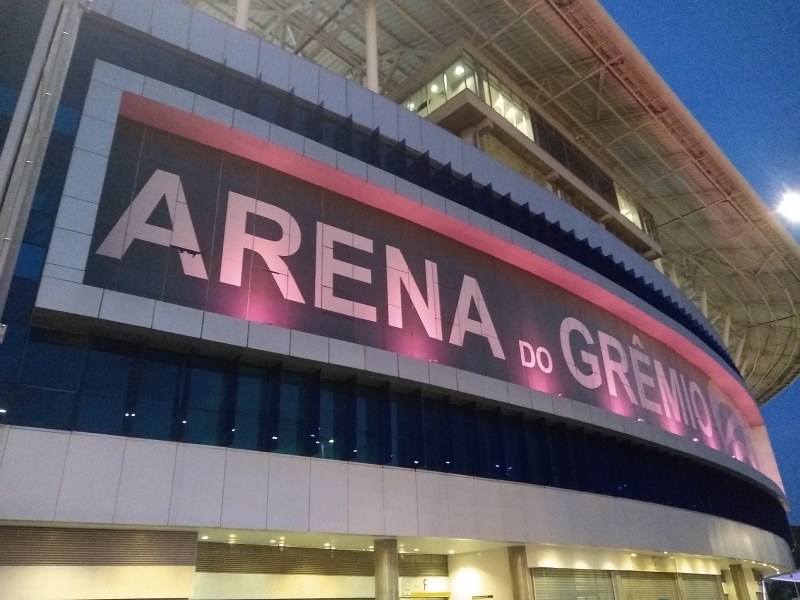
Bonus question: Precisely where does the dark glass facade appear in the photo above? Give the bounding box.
[0,326,791,544]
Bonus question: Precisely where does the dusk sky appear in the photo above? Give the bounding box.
[599,0,800,522]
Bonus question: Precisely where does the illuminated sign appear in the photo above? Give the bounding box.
[82,116,755,466]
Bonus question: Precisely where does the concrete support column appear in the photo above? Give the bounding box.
[374,539,398,600]
[364,0,379,93]
[729,565,754,600]
[507,546,534,600]
[235,0,251,30]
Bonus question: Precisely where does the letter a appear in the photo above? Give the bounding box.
[448,275,505,360]
[96,170,208,279]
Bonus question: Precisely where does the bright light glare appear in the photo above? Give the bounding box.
[454,65,465,76]
[430,84,439,93]
[777,192,800,222]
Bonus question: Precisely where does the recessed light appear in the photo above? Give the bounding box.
[414,548,419,552]
[324,543,331,547]
[270,540,276,543]
[454,65,465,76]
[630,553,637,557]
[430,84,439,93]
[449,550,454,554]
[201,535,208,540]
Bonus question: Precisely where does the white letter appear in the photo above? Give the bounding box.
[519,341,535,368]
[220,192,305,303]
[653,360,683,423]
[630,346,661,414]
[314,223,376,321]
[536,347,553,374]
[448,275,505,360]
[678,374,698,429]
[560,317,602,389]
[598,331,639,405]
[689,380,713,437]
[386,246,442,339]
[97,169,207,279]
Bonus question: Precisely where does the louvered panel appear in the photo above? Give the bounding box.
[0,527,197,566]
[197,543,374,575]
[398,553,449,577]
[531,568,615,600]
[196,543,449,577]
[620,571,680,600]
[680,574,724,600]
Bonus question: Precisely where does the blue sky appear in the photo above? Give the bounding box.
[598,0,800,522]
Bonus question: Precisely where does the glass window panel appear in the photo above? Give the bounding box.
[502,412,527,482]
[184,408,222,446]
[568,427,593,493]
[476,407,505,479]
[131,348,183,440]
[450,401,479,476]
[586,432,610,495]
[548,422,575,490]
[393,390,424,469]
[10,386,75,430]
[405,87,426,117]
[18,328,85,391]
[445,60,476,98]
[231,364,262,450]
[425,73,447,114]
[136,348,183,406]
[615,184,643,229]
[74,393,125,436]
[81,340,134,399]
[188,357,226,412]
[525,418,553,486]
[129,400,172,441]
[276,370,304,455]
[354,383,384,464]
[318,378,347,461]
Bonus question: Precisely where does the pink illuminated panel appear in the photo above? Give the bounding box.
[81,96,758,468]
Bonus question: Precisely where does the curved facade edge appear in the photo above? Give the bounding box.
[94,3,727,365]
[109,82,757,428]
[0,426,791,568]
[32,284,780,499]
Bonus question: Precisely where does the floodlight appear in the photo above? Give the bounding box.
[777,191,800,222]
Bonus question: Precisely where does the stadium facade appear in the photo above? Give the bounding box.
[0,0,797,599]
